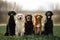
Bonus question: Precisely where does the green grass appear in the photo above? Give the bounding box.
[0,26,60,40]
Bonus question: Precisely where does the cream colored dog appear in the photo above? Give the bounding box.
[15,13,25,36]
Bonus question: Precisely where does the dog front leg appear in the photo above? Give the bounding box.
[15,27,19,36]
[39,24,42,35]
[20,28,25,36]
[34,27,37,34]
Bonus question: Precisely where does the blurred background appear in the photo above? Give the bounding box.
[0,0,60,26]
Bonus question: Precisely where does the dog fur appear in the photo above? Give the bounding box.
[15,13,25,36]
[44,11,53,35]
[33,14,43,35]
[25,14,34,35]
[5,11,16,36]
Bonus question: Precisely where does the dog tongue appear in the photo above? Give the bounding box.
[48,16,50,18]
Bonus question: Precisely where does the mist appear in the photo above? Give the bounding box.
[0,0,60,25]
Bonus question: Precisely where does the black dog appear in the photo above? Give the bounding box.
[5,11,16,36]
[25,15,34,35]
[44,11,53,35]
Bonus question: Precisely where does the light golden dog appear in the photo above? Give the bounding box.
[33,14,43,35]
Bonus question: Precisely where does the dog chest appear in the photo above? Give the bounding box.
[36,24,40,27]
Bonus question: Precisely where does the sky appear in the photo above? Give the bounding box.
[3,0,60,11]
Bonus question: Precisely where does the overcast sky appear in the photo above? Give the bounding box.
[3,0,60,11]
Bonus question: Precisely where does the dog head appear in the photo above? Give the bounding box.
[34,14,43,21]
[25,14,32,22]
[16,14,24,21]
[8,11,16,16]
[45,11,53,19]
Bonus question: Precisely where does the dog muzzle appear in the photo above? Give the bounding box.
[20,17,22,20]
[48,16,51,18]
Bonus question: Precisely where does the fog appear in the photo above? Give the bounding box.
[0,0,60,25]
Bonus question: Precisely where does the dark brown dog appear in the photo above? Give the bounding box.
[25,14,34,35]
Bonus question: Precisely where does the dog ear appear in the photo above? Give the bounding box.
[50,11,53,16]
[45,11,53,16]
[30,15,32,19]
[8,11,16,16]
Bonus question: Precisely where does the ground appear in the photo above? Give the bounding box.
[0,25,60,40]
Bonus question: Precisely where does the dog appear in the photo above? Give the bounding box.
[44,11,53,35]
[25,14,34,35]
[33,14,43,35]
[15,13,25,36]
[5,11,16,36]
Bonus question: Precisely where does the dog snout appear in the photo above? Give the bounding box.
[20,17,22,20]
[27,17,30,21]
[48,16,51,18]
[10,14,13,16]
[28,17,30,20]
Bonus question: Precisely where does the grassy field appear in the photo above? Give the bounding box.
[0,26,60,40]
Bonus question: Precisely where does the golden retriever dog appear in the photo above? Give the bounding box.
[15,13,25,36]
[33,14,43,35]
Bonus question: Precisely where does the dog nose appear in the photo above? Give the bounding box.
[28,17,30,19]
[20,17,22,20]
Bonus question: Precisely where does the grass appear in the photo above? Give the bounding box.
[0,26,60,40]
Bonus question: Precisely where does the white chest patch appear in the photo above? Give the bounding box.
[36,24,40,27]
